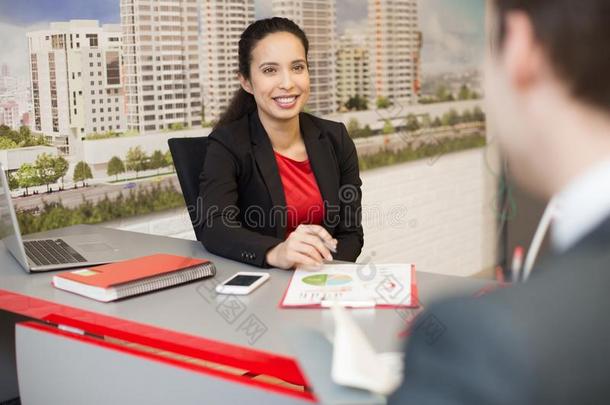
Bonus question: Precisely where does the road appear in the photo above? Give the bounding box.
[13,175,181,212]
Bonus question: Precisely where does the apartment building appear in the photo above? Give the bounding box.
[272,0,337,116]
[27,20,126,153]
[0,101,20,129]
[120,0,201,133]
[336,29,371,109]
[368,0,422,105]
[200,0,255,123]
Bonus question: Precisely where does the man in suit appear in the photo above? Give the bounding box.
[390,0,610,403]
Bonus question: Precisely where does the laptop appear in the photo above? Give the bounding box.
[0,163,129,272]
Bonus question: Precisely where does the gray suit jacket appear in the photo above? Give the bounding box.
[390,216,610,404]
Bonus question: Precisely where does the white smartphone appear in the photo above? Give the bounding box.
[215,272,270,295]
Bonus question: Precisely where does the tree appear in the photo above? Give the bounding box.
[125,146,148,178]
[34,153,60,192]
[14,163,40,195]
[54,156,69,187]
[432,117,443,128]
[473,106,486,122]
[149,150,166,174]
[347,118,361,138]
[442,109,460,127]
[164,150,174,173]
[7,171,19,190]
[421,114,432,129]
[382,120,395,135]
[107,156,125,181]
[458,84,472,100]
[362,124,373,137]
[345,95,368,111]
[405,114,420,132]
[435,85,454,102]
[0,137,17,150]
[73,161,93,187]
[169,123,185,131]
[461,109,474,123]
[376,96,392,109]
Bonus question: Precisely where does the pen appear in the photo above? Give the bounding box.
[511,246,524,283]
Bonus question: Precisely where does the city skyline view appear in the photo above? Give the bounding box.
[0,0,485,81]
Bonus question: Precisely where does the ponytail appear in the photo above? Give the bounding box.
[214,88,257,130]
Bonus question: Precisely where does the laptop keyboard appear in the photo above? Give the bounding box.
[24,239,88,266]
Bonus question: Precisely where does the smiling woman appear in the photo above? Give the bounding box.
[199,17,364,270]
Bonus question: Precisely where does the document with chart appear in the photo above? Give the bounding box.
[280,263,418,308]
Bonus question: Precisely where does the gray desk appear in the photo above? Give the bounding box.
[0,225,495,404]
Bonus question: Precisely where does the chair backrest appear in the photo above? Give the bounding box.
[168,137,208,241]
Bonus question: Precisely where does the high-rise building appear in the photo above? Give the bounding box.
[272,0,337,116]
[368,0,422,105]
[336,29,370,110]
[200,0,255,123]
[0,101,20,129]
[0,64,8,78]
[27,20,126,153]
[120,0,201,133]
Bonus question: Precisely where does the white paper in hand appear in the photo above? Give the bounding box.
[330,304,404,395]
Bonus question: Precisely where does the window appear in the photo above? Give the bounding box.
[86,34,98,48]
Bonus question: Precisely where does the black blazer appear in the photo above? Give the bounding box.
[198,110,364,267]
[389,215,610,404]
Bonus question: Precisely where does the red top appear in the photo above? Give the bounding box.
[274,151,325,237]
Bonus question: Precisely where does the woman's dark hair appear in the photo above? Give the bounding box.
[495,0,610,110]
[213,17,309,130]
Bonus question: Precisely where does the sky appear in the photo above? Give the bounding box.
[0,0,485,79]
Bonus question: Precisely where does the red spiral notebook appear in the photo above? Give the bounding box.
[52,254,216,302]
[280,263,418,309]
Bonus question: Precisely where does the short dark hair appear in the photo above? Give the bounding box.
[214,17,309,130]
[495,0,610,110]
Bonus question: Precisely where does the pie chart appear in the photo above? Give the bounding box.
[302,273,352,287]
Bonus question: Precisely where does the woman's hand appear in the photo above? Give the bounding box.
[265,224,338,269]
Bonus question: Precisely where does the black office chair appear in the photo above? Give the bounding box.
[168,137,208,241]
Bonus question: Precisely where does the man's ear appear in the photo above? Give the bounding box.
[238,73,253,95]
[503,11,545,92]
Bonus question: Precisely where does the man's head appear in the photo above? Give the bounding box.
[486,0,610,198]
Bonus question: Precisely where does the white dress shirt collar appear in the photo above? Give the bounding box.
[552,158,610,252]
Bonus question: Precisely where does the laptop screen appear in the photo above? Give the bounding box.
[0,165,30,269]
[0,171,17,240]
